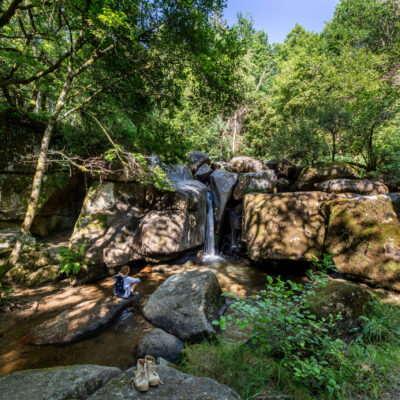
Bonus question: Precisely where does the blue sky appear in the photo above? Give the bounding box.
[223,0,340,43]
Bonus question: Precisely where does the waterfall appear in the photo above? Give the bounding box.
[203,192,223,261]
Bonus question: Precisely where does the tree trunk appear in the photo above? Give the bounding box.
[8,74,74,267]
[8,120,56,265]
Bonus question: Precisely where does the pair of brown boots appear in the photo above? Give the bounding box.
[133,355,162,392]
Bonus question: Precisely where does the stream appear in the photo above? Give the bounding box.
[0,257,308,376]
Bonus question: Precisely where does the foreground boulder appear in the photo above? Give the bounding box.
[229,156,265,173]
[324,195,400,291]
[297,162,359,190]
[243,192,336,261]
[232,170,277,201]
[87,365,241,400]
[137,328,184,363]
[25,296,136,345]
[187,151,210,173]
[70,179,207,272]
[310,279,374,336]
[143,269,224,341]
[315,179,388,195]
[209,169,238,229]
[0,365,121,400]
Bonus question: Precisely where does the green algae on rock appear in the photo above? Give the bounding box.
[297,162,359,190]
[324,195,400,291]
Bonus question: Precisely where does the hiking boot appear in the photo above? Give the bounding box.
[145,355,161,386]
[133,359,149,391]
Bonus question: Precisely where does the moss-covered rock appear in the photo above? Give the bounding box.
[310,279,374,335]
[0,172,71,222]
[232,170,277,201]
[243,192,337,261]
[315,178,388,195]
[70,179,207,273]
[324,195,400,291]
[6,264,59,286]
[229,156,266,173]
[390,193,400,216]
[297,162,359,190]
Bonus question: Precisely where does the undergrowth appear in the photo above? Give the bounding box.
[178,256,400,399]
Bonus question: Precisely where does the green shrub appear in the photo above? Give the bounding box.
[56,244,89,276]
[214,254,343,395]
[0,282,13,305]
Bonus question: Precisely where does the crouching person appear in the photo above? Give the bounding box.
[113,265,141,298]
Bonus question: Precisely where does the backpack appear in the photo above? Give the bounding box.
[113,275,125,298]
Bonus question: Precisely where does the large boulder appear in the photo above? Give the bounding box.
[0,365,121,400]
[2,231,65,285]
[187,151,210,173]
[164,165,193,182]
[137,328,184,363]
[243,192,336,261]
[315,179,389,195]
[389,193,400,216]
[211,160,234,171]
[266,159,298,179]
[233,170,277,201]
[324,195,400,291]
[24,296,136,345]
[143,269,224,341]
[194,163,213,182]
[0,172,73,228]
[87,365,241,400]
[297,162,359,190]
[209,169,238,228]
[70,179,207,271]
[310,279,374,336]
[229,156,265,173]
[277,177,292,193]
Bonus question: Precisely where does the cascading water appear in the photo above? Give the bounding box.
[203,192,223,261]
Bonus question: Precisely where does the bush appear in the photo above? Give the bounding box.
[56,244,89,276]
[214,255,344,395]
[0,282,13,305]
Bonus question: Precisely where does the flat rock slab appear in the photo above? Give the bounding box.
[0,364,121,400]
[87,365,241,400]
[25,296,136,345]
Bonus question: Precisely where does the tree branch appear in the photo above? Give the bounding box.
[0,0,23,28]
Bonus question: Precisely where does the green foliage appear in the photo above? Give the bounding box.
[56,245,89,276]
[214,255,343,394]
[357,301,400,344]
[181,268,400,399]
[179,341,312,400]
[0,282,13,306]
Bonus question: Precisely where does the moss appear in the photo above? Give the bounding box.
[310,280,373,320]
[297,162,359,189]
[325,196,400,290]
[0,172,71,221]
